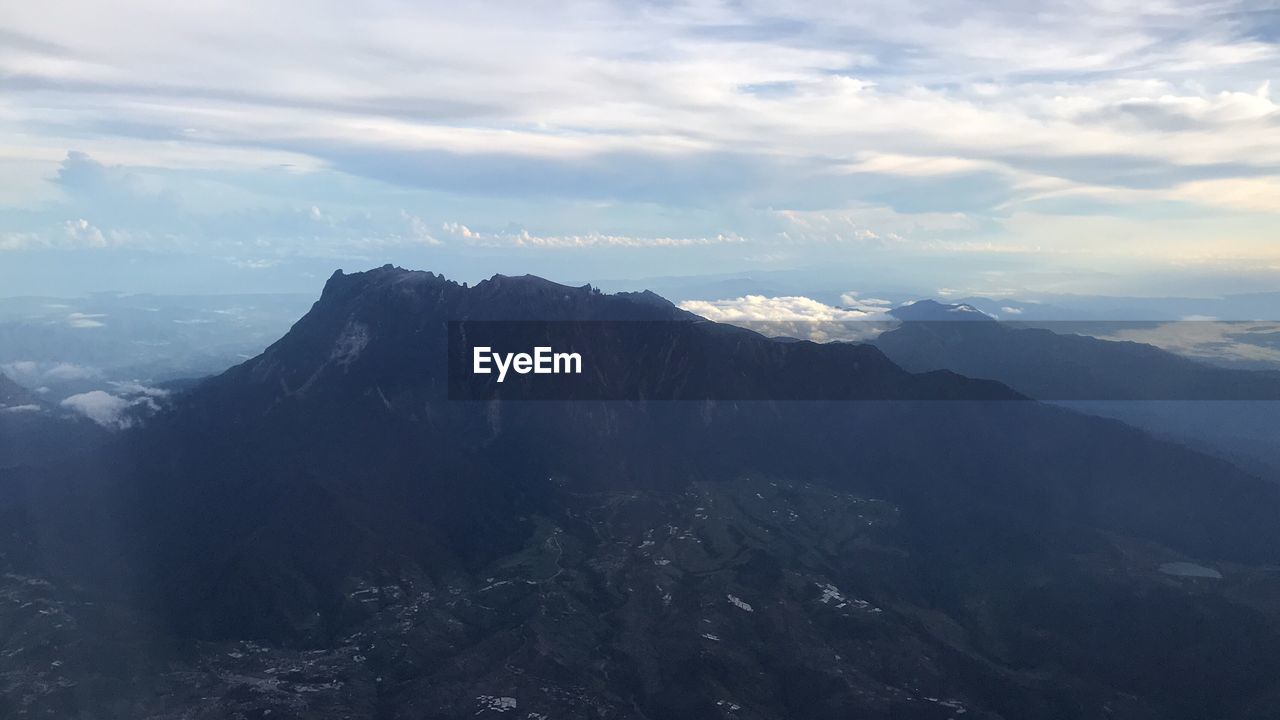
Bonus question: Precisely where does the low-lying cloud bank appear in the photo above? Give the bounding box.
[679,294,898,343]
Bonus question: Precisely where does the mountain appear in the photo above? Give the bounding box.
[0,372,38,408]
[872,303,1280,476]
[876,304,1280,401]
[5,267,1280,719]
[888,299,994,322]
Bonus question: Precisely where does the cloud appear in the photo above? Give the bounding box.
[1,0,1279,292]
[231,258,279,270]
[1,360,39,379]
[682,295,881,323]
[839,292,894,313]
[771,206,979,246]
[44,362,100,380]
[0,219,112,250]
[0,232,44,250]
[1170,176,1280,212]
[1,404,41,413]
[440,222,745,248]
[59,382,167,428]
[401,212,443,246]
[66,311,106,328]
[0,156,461,259]
[1096,321,1280,367]
[5,4,1278,203]
[109,381,169,398]
[60,390,133,428]
[2,361,101,384]
[679,294,896,342]
[55,151,117,193]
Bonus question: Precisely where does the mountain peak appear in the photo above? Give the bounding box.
[473,272,600,299]
[215,267,697,401]
[481,272,577,288]
[320,265,457,302]
[311,267,684,323]
[890,299,995,322]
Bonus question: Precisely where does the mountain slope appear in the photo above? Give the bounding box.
[0,372,39,408]
[876,304,1280,400]
[6,267,1280,719]
[0,372,106,471]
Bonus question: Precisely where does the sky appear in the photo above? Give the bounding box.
[1,0,1278,298]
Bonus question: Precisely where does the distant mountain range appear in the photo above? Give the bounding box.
[601,270,1280,323]
[4,267,1280,719]
[877,301,1280,400]
[874,300,1280,477]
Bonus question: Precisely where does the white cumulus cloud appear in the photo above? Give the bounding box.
[61,390,133,428]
